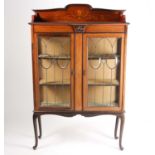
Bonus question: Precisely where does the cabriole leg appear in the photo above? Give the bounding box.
[119,114,125,150]
[33,113,38,150]
[38,115,42,139]
[114,116,119,139]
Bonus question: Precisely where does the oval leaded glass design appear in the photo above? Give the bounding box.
[38,35,71,108]
[87,37,121,107]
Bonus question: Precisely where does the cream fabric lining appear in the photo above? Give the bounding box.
[39,36,71,106]
[88,38,119,106]
[38,36,120,107]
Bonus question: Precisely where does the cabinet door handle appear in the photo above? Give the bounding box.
[83,70,86,75]
[71,70,75,75]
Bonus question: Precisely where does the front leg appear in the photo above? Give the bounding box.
[33,113,38,150]
[114,116,119,139]
[119,114,125,150]
[38,115,42,139]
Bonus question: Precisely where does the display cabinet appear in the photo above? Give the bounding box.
[29,4,128,150]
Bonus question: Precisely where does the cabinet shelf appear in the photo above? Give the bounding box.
[39,80,70,86]
[38,54,70,60]
[38,54,119,60]
[88,54,119,60]
[88,102,118,107]
[39,79,119,86]
[88,79,119,86]
[40,102,70,107]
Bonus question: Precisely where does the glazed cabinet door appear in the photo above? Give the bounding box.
[33,33,74,111]
[83,33,125,112]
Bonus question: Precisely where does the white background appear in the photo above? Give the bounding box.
[4,0,155,155]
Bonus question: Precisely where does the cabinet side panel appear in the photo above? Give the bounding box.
[33,33,40,111]
[122,28,128,111]
[31,25,36,110]
[119,36,125,111]
[31,16,40,111]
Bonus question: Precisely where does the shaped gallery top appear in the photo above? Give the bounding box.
[30,4,128,25]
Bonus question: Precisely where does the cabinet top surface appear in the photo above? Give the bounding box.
[30,4,128,24]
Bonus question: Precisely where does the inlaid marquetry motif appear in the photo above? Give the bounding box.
[33,4,126,22]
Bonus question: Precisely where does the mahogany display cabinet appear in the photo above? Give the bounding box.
[29,4,128,150]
